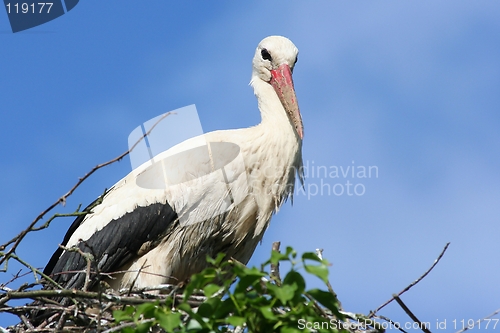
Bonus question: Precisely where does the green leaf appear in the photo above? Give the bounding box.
[270,250,291,265]
[204,283,222,298]
[177,302,192,313]
[135,322,153,333]
[302,252,322,262]
[113,306,134,323]
[304,263,329,284]
[260,306,277,320]
[269,283,296,304]
[284,246,296,257]
[226,315,246,327]
[134,302,156,320]
[283,270,306,295]
[178,302,209,329]
[186,318,203,330]
[307,289,343,318]
[197,302,214,318]
[184,267,217,299]
[206,252,226,266]
[213,297,236,319]
[234,269,266,293]
[156,310,181,331]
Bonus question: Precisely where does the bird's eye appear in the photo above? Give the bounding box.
[261,48,272,61]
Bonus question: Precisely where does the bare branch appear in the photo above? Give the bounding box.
[2,288,160,306]
[102,318,155,333]
[127,259,149,296]
[455,308,500,333]
[316,248,342,311]
[371,242,450,316]
[58,244,94,292]
[393,295,432,333]
[270,241,281,285]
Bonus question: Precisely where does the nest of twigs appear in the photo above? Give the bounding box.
[2,284,205,332]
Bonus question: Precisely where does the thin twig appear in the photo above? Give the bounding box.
[59,244,94,292]
[0,269,25,291]
[31,209,87,232]
[1,288,150,306]
[371,242,450,316]
[119,284,176,294]
[102,318,155,333]
[128,260,149,296]
[393,295,431,333]
[270,241,281,286]
[304,292,329,318]
[19,314,35,330]
[55,311,67,330]
[0,288,209,309]
[455,308,500,333]
[315,248,342,311]
[9,254,63,289]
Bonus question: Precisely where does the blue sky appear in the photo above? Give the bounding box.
[1,1,500,330]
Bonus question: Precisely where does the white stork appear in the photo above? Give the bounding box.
[43,36,304,291]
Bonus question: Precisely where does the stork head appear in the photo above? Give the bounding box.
[252,36,303,139]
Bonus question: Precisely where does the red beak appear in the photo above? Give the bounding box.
[270,64,304,139]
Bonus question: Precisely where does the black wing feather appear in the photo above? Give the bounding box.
[43,195,104,277]
[44,201,177,290]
